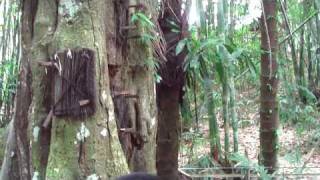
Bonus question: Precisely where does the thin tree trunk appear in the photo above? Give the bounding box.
[229,75,238,153]
[298,27,306,103]
[217,0,230,163]
[204,78,221,161]
[298,0,311,103]
[280,0,300,90]
[207,0,215,29]
[314,0,320,86]
[316,36,320,86]
[229,0,236,36]
[0,0,33,179]
[228,0,238,154]
[307,31,313,88]
[13,0,33,178]
[260,0,279,173]
[222,76,230,162]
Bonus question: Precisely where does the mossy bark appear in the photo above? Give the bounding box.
[28,0,128,179]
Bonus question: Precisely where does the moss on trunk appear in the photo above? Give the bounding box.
[29,0,128,179]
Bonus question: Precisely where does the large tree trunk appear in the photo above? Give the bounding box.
[156,1,188,179]
[3,0,158,179]
[260,0,279,173]
[1,0,133,179]
[108,0,157,172]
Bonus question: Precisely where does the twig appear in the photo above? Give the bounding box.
[42,109,53,128]
[166,1,181,24]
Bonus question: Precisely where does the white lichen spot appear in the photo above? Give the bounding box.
[108,109,115,122]
[32,171,39,180]
[33,126,40,142]
[76,123,90,142]
[102,91,107,101]
[150,117,156,127]
[67,49,72,59]
[54,53,59,61]
[87,174,99,180]
[10,151,14,157]
[74,141,78,145]
[54,168,60,173]
[100,128,108,137]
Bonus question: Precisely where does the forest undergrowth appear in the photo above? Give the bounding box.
[179,85,320,175]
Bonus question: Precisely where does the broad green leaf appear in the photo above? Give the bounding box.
[176,39,187,55]
[131,12,154,28]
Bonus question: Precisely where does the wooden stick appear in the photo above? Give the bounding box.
[43,99,89,128]
[120,128,136,134]
[113,90,138,98]
[36,61,54,67]
[128,4,145,8]
[42,109,54,128]
[79,99,90,106]
[120,26,137,30]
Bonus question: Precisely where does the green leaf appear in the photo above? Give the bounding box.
[131,12,154,28]
[171,28,180,33]
[155,74,162,83]
[176,39,187,55]
[166,19,180,30]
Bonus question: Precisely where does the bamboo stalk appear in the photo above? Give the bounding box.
[279,11,319,44]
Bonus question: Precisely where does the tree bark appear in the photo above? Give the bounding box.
[0,0,34,179]
[260,0,279,173]
[156,0,188,179]
[1,0,131,179]
[107,0,157,172]
[0,121,19,180]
